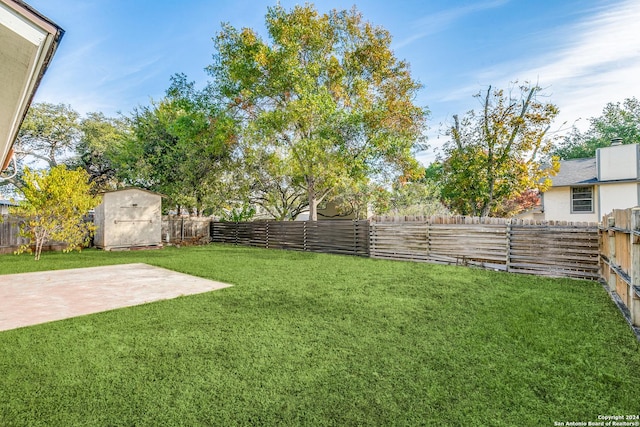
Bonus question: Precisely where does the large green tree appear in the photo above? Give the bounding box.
[238,146,308,220]
[69,112,130,192]
[439,84,560,217]
[1,103,81,191]
[117,74,237,215]
[553,97,640,159]
[13,102,81,168]
[373,180,448,217]
[2,103,127,194]
[208,4,427,220]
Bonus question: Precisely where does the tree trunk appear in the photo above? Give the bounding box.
[34,230,46,261]
[308,193,318,221]
[306,176,318,221]
[480,181,494,217]
[306,177,332,221]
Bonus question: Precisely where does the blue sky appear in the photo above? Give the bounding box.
[26,0,640,164]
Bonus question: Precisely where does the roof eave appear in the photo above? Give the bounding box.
[0,0,64,171]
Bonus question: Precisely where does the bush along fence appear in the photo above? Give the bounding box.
[600,208,640,329]
[0,215,71,255]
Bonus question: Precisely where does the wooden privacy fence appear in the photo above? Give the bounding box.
[1,215,212,252]
[600,208,640,327]
[162,216,211,244]
[210,216,598,280]
[0,215,26,254]
[0,214,602,280]
[507,224,599,278]
[0,215,71,254]
[210,220,369,257]
[369,216,599,280]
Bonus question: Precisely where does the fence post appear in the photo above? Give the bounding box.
[265,221,269,249]
[369,220,375,258]
[234,222,238,245]
[506,220,512,273]
[607,214,617,292]
[630,208,640,326]
[353,220,360,256]
[303,221,307,252]
[425,218,431,261]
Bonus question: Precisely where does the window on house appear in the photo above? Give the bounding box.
[571,186,593,213]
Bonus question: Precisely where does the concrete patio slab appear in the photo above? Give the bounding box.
[0,263,232,332]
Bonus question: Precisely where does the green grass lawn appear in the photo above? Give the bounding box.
[0,244,639,426]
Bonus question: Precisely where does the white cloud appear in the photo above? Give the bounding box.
[417,0,640,165]
[34,35,166,116]
[465,0,640,130]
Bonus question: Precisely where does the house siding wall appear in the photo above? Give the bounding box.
[544,182,639,222]
[543,187,599,222]
[597,144,639,181]
[317,201,358,220]
[599,182,639,216]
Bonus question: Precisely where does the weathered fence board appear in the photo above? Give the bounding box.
[371,222,510,269]
[162,216,211,244]
[369,222,429,262]
[210,220,369,257]
[508,225,599,279]
[265,221,306,250]
[599,208,640,328]
[370,219,598,279]
[0,216,26,254]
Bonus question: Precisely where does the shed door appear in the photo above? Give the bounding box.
[113,206,154,246]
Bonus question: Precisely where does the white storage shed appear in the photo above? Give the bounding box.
[94,188,163,250]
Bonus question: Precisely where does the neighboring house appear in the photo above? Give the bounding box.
[0,199,16,215]
[296,200,365,221]
[540,141,640,222]
[317,200,362,220]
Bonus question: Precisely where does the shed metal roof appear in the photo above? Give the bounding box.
[99,187,166,197]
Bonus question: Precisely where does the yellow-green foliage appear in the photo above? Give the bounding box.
[211,4,427,220]
[10,166,101,260]
[440,84,561,217]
